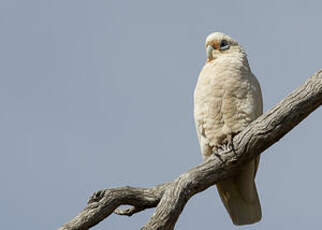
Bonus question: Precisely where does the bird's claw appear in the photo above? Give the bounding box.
[218,134,235,154]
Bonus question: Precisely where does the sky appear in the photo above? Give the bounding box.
[0,0,321,229]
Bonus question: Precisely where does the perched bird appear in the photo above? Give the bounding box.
[194,32,263,225]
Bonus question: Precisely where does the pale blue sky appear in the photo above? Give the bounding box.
[0,1,321,229]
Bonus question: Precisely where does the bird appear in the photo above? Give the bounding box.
[194,32,263,225]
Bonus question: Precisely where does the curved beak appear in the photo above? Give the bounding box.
[207,45,215,61]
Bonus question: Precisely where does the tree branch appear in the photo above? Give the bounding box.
[59,70,322,230]
[58,183,170,230]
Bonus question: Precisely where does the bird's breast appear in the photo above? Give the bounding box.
[194,58,256,146]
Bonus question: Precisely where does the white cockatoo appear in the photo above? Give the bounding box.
[194,32,263,225]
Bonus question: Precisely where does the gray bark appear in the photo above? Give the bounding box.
[59,70,322,230]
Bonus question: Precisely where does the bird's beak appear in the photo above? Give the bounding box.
[207,45,215,61]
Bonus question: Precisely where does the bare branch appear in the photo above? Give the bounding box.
[59,70,322,230]
[58,183,170,230]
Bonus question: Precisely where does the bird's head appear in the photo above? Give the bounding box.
[205,32,244,62]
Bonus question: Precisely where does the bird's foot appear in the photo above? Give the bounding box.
[221,134,235,154]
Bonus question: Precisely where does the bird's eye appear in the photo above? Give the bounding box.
[220,40,230,50]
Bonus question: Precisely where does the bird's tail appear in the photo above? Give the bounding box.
[216,159,262,225]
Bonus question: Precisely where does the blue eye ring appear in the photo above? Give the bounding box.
[220,40,230,50]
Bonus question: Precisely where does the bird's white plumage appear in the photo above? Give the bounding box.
[194,32,263,225]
